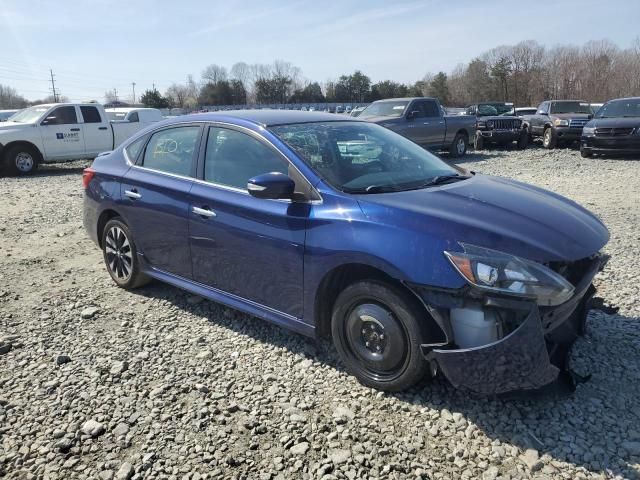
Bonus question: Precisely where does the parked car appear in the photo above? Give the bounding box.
[350,106,367,117]
[345,105,352,113]
[0,103,162,175]
[580,96,640,158]
[83,110,609,394]
[0,109,20,122]
[359,97,476,157]
[522,100,593,149]
[465,102,528,150]
[105,107,163,139]
[335,105,345,114]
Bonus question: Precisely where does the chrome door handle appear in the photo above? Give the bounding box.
[192,206,216,218]
[124,190,141,199]
[423,122,430,125]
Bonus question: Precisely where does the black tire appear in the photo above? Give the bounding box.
[331,280,430,392]
[473,132,484,151]
[3,144,40,176]
[516,130,529,150]
[580,147,593,158]
[542,127,557,149]
[448,132,468,157]
[101,218,150,289]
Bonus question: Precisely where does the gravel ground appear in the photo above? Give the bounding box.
[0,147,639,480]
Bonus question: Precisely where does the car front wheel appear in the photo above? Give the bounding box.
[102,218,150,289]
[3,144,39,175]
[543,128,557,149]
[331,280,429,391]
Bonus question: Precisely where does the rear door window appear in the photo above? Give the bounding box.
[141,126,200,177]
[80,106,102,123]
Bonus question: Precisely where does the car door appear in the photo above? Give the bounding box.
[119,124,203,278]
[422,99,447,147]
[79,105,112,157]
[188,125,309,318]
[402,101,431,146]
[40,106,85,159]
[532,102,549,134]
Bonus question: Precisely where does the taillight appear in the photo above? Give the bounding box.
[82,168,96,189]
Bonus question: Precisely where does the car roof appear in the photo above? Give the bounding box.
[175,109,362,127]
[105,107,159,112]
[372,97,436,103]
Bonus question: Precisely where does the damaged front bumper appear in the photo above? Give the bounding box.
[411,254,605,395]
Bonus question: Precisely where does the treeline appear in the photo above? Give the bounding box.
[141,38,640,109]
[2,38,639,110]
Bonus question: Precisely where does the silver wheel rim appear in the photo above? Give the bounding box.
[105,226,133,281]
[15,152,34,172]
[456,138,465,155]
[544,130,551,146]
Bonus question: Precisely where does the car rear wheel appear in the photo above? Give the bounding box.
[3,144,39,176]
[102,218,150,289]
[331,280,429,391]
[543,127,557,149]
[449,133,467,157]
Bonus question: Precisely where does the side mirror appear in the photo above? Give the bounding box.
[406,110,420,120]
[42,116,57,125]
[247,172,295,200]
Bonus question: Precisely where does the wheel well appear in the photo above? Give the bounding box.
[314,263,431,339]
[456,129,469,140]
[2,141,43,162]
[97,209,121,248]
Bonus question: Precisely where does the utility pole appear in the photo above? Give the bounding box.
[49,69,58,102]
[131,82,136,104]
[152,82,156,92]
[114,88,118,102]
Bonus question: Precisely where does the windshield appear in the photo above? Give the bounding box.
[550,101,592,114]
[106,112,128,121]
[271,121,459,193]
[595,99,640,118]
[477,103,514,116]
[359,101,409,119]
[7,106,49,123]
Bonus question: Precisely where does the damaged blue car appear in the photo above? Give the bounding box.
[83,110,609,394]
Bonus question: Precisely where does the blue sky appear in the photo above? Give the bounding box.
[2,0,639,102]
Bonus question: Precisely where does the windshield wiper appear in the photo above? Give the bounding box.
[418,174,471,187]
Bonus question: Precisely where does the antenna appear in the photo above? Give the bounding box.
[132,82,136,104]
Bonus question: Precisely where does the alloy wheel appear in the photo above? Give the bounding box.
[105,226,133,281]
[456,137,466,155]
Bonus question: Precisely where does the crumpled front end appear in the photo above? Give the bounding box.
[431,307,558,395]
[412,254,605,395]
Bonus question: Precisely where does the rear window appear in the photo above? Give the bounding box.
[80,106,102,123]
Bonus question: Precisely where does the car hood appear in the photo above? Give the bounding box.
[356,174,609,262]
[0,121,33,132]
[586,117,640,128]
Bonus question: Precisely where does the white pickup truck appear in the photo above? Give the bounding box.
[0,103,163,175]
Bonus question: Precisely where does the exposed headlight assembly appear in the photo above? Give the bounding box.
[582,126,595,136]
[554,119,570,127]
[444,244,574,306]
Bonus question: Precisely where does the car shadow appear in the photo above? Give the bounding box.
[128,282,640,479]
[0,160,90,178]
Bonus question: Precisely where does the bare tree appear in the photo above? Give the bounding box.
[201,64,228,84]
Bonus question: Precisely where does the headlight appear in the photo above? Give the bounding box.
[486,120,494,129]
[554,119,569,127]
[582,126,595,136]
[444,244,574,306]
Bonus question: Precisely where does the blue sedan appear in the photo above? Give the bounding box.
[83,110,609,394]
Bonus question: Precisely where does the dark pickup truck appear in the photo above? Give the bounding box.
[522,100,593,149]
[580,96,640,157]
[359,97,476,157]
[464,102,528,150]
